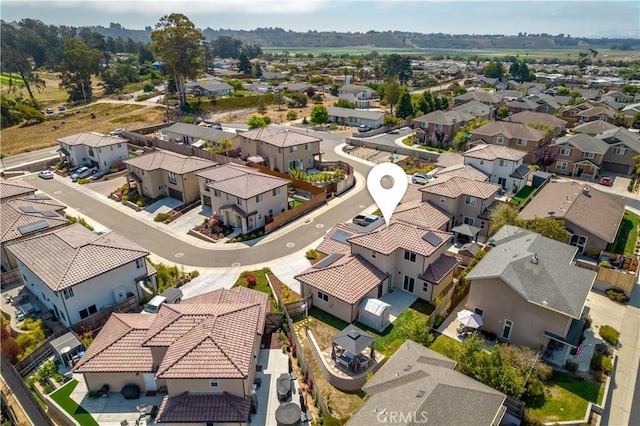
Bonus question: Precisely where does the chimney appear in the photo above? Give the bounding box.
[583,186,590,196]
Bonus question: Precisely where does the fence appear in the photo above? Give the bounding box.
[265,193,326,233]
[504,396,526,419]
[1,269,22,289]
[283,296,313,317]
[70,295,141,336]
[427,284,454,329]
[346,137,441,162]
[3,157,59,174]
[14,329,70,377]
[246,163,326,196]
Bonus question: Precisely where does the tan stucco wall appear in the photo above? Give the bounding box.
[166,378,249,397]
[151,347,168,369]
[82,372,145,393]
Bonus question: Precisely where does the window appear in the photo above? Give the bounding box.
[103,161,107,167]
[464,195,477,206]
[556,161,568,170]
[305,143,310,150]
[422,282,429,292]
[63,287,74,299]
[474,307,484,317]
[543,105,550,112]
[159,185,163,190]
[79,304,97,320]
[98,148,102,153]
[214,189,221,197]
[272,187,281,197]
[496,136,504,144]
[136,258,144,269]
[402,276,415,293]
[168,172,177,184]
[599,116,607,121]
[255,194,263,203]
[404,250,416,262]
[289,146,298,153]
[499,159,507,167]
[501,319,513,340]
[88,147,94,156]
[583,152,595,159]
[613,147,626,155]
[569,234,588,253]
[439,196,446,204]
[559,148,571,156]
[480,221,486,229]
[209,379,219,388]
[317,291,329,302]
[237,198,243,206]
[371,251,376,258]
[517,139,527,146]
[463,217,475,226]
[117,144,122,148]
[434,123,443,131]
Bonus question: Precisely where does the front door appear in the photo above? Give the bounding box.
[403,276,415,294]
[501,319,513,341]
[142,373,157,391]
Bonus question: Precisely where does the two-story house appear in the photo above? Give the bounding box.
[0,179,36,203]
[411,110,476,147]
[548,134,610,178]
[453,90,503,108]
[74,287,268,425]
[508,111,567,137]
[164,122,237,149]
[571,120,618,136]
[197,164,290,234]
[7,224,154,327]
[236,128,322,174]
[576,106,617,124]
[452,100,493,120]
[57,131,129,172]
[124,150,217,204]
[337,84,379,108]
[462,143,530,194]
[468,121,548,163]
[559,102,597,125]
[597,127,640,175]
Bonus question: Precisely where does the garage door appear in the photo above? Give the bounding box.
[168,188,183,202]
[603,162,630,174]
[202,195,211,207]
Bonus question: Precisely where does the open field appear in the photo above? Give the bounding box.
[1,72,25,85]
[0,73,105,108]
[1,103,167,157]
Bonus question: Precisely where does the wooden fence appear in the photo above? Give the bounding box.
[427,284,454,329]
[246,163,326,196]
[265,193,326,233]
[596,268,636,295]
[1,354,54,425]
[283,296,313,317]
[504,396,526,419]
[1,269,22,289]
[14,329,70,377]
[70,295,141,336]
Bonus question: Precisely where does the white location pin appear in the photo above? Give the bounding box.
[367,163,408,227]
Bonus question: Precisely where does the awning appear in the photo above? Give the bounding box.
[127,172,142,183]
[451,223,481,237]
[544,318,585,348]
[246,155,264,163]
[219,204,257,218]
[57,147,70,156]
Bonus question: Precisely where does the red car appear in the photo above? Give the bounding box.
[599,176,612,186]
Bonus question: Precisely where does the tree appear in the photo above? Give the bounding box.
[219,138,233,155]
[383,54,412,84]
[395,91,413,119]
[286,110,298,121]
[496,105,509,120]
[311,93,324,104]
[555,86,570,96]
[383,114,401,127]
[247,115,267,129]
[384,79,400,114]
[210,35,242,58]
[525,218,569,242]
[310,105,329,124]
[305,86,316,98]
[287,92,307,108]
[1,23,47,99]
[490,204,523,234]
[238,53,252,75]
[533,144,556,171]
[251,63,263,78]
[274,92,285,111]
[59,38,101,102]
[632,112,640,130]
[334,99,355,109]
[483,61,504,79]
[257,98,267,114]
[151,14,205,108]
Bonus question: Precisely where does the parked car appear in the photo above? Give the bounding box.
[58,105,66,111]
[412,173,435,185]
[45,108,54,114]
[358,125,372,133]
[38,170,54,179]
[70,166,96,182]
[353,214,380,227]
[599,176,613,186]
[109,128,125,136]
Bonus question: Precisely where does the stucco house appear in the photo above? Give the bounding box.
[57,131,129,172]
[571,120,618,136]
[576,106,617,124]
[164,122,237,149]
[452,100,493,120]
[559,102,597,125]
[462,143,530,194]
[466,226,596,359]
[1,196,68,271]
[236,128,322,174]
[453,90,502,108]
[0,179,36,203]
[433,164,490,182]
[74,286,268,425]
[337,84,380,108]
[596,127,640,175]
[7,224,155,327]
[508,111,567,137]
[411,110,476,147]
[548,134,610,178]
[468,121,548,163]
[197,164,290,234]
[519,181,625,255]
[124,150,217,204]
[327,107,386,129]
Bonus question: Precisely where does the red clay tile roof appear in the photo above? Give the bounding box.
[434,164,490,181]
[393,200,453,230]
[401,183,424,204]
[238,127,321,148]
[294,254,388,305]
[348,221,452,257]
[124,149,217,174]
[197,163,290,199]
[463,144,527,162]
[419,255,461,284]
[316,223,361,255]
[0,179,37,201]
[73,314,155,373]
[156,392,250,424]
[420,175,501,199]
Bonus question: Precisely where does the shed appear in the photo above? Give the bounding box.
[357,298,391,332]
[531,170,551,189]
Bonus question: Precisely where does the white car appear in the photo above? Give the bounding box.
[109,128,125,136]
[71,166,96,182]
[411,173,435,185]
[38,170,54,179]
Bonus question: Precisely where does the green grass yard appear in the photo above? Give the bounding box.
[428,333,464,358]
[608,210,640,256]
[509,185,536,207]
[49,380,99,426]
[233,268,279,312]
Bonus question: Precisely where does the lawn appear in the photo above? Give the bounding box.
[0,72,24,85]
[608,210,640,256]
[288,200,303,209]
[509,185,536,207]
[524,371,603,423]
[233,268,279,312]
[49,380,99,426]
[428,333,464,359]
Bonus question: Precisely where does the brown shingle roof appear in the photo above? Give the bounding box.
[57,131,127,148]
[0,179,36,201]
[6,224,149,291]
[454,91,502,104]
[348,222,451,257]
[572,120,618,136]
[197,163,290,199]
[470,121,546,141]
[156,392,250,424]
[393,200,453,230]
[519,181,626,243]
[463,143,527,162]
[238,127,321,148]
[295,254,388,304]
[73,313,155,373]
[434,164,490,181]
[1,200,68,243]
[124,149,217,174]
[420,175,501,199]
[577,106,616,118]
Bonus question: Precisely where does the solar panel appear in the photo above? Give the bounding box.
[18,206,39,213]
[313,253,344,269]
[41,211,60,218]
[330,230,352,244]
[17,220,50,236]
[422,232,443,247]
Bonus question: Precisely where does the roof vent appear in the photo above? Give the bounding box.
[416,390,426,398]
[583,186,590,196]
[531,253,539,264]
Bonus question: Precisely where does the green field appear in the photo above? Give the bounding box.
[0,72,24,85]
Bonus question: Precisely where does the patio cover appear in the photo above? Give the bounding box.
[332,324,375,355]
[56,147,70,156]
[275,402,301,426]
[49,331,82,357]
[451,223,481,237]
[544,318,585,348]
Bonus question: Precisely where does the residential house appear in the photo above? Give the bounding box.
[452,100,493,120]
[468,121,548,163]
[548,134,610,178]
[274,82,310,93]
[185,78,234,96]
[433,164,490,182]
[436,152,464,169]
[519,181,625,255]
[337,84,379,108]
[419,175,502,237]
[466,225,596,357]
[0,179,36,203]
[576,106,617,124]
[505,94,560,114]
[571,120,618,136]
[1,196,68,271]
[347,340,507,426]
[124,150,217,203]
[559,102,597,125]
[197,164,290,234]
[164,122,237,149]
[508,111,567,137]
[453,90,503,108]
[327,107,385,129]
[7,224,154,327]
[495,89,524,102]
[74,287,268,425]
[411,110,476,147]
[57,131,129,172]
[597,127,640,175]
[236,127,322,174]
[212,68,245,79]
[505,97,541,114]
[392,200,454,231]
[462,143,530,193]
[316,223,365,256]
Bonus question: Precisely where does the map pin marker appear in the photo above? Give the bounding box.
[367,163,408,227]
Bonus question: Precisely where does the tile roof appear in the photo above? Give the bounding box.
[0,179,36,201]
[348,221,451,257]
[436,152,464,169]
[57,131,127,148]
[467,225,596,318]
[400,183,424,204]
[156,392,250,424]
[419,254,461,284]
[393,200,453,230]
[238,127,321,148]
[463,143,527,162]
[124,149,217,174]
[508,111,568,127]
[294,254,388,305]
[572,120,618,136]
[197,163,290,199]
[519,181,626,244]
[412,110,476,126]
[1,199,68,243]
[420,175,501,199]
[6,224,149,291]
[73,314,155,373]
[316,223,363,255]
[551,134,610,154]
[348,340,506,426]
[470,121,547,141]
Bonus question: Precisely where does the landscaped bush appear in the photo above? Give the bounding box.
[154,212,170,222]
[246,274,257,287]
[598,261,612,269]
[433,314,445,329]
[306,249,320,260]
[43,384,54,394]
[136,94,152,102]
[526,378,546,399]
[565,360,579,372]
[189,270,200,279]
[599,325,620,346]
[142,82,155,92]
[590,352,613,375]
[65,214,94,231]
[606,288,630,304]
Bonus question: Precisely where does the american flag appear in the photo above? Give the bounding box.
[576,345,585,358]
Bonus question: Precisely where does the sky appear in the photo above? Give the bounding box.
[2,0,639,38]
